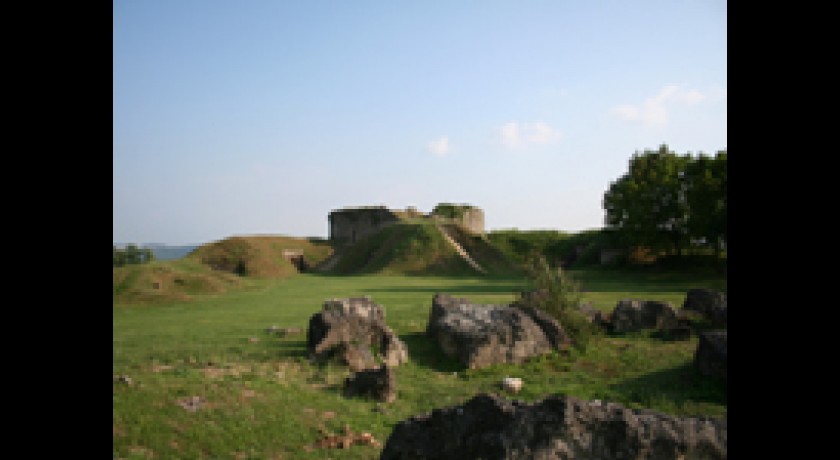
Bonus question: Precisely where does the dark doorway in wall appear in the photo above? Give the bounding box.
[289,255,308,272]
[282,249,308,272]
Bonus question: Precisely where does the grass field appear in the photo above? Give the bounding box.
[113,269,726,459]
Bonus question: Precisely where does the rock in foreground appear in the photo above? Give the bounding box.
[381,392,727,460]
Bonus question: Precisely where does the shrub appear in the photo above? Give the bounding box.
[521,253,595,351]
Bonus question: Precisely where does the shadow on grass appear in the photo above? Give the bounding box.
[607,362,726,411]
[570,269,727,294]
[270,339,308,360]
[366,281,526,296]
[400,332,465,373]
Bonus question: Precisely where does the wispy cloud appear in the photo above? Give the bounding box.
[610,85,709,127]
[427,136,452,156]
[499,121,563,150]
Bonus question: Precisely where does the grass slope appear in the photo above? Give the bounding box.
[114,235,334,305]
[329,220,520,276]
[330,221,474,275]
[439,223,523,276]
[114,270,727,459]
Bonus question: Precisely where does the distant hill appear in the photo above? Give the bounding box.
[144,244,199,260]
[113,243,199,261]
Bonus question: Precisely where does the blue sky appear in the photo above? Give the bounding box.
[113,0,726,246]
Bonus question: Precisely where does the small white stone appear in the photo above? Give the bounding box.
[502,377,523,393]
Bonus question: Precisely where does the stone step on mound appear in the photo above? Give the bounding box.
[380,392,727,459]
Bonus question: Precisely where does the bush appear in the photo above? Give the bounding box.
[521,254,595,351]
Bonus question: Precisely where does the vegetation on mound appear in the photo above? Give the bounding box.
[189,235,333,278]
[330,221,478,275]
[114,235,334,304]
[112,259,247,304]
[439,223,522,276]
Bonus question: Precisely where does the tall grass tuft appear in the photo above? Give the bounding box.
[521,254,597,351]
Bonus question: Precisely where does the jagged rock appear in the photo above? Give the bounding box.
[578,301,611,330]
[380,392,727,460]
[511,293,572,350]
[306,296,408,371]
[694,330,727,380]
[609,299,678,333]
[683,289,727,328]
[427,293,566,369]
[343,365,397,403]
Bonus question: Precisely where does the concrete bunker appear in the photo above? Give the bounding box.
[282,249,308,272]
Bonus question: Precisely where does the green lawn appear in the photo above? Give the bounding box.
[113,270,726,459]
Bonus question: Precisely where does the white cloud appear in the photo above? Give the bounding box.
[500,121,563,150]
[611,85,709,127]
[427,136,451,156]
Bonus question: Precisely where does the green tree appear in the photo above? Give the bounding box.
[684,150,727,255]
[113,245,126,267]
[141,247,156,264]
[123,244,141,265]
[603,145,691,256]
[113,244,155,267]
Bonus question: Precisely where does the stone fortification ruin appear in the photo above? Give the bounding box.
[328,203,484,244]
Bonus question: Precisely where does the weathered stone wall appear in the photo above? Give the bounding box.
[328,206,399,244]
[459,207,484,235]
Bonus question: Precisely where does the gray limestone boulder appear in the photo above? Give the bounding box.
[427,293,566,369]
[306,296,408,371]
[609,299,678,334]
[694,330,727,380]
[380,392,727,460]
[683,289,727,328]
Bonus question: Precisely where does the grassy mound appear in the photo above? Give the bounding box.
[113,235,334,304]
[439,223,522,276]
[112,259,246,304]
[329,221,519,276]
[188,235,333,278]
[330,221,470,275]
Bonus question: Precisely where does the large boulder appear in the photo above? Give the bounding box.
[683,289,727,328]
[427,293,568,369]
[609,299,678,334]
[694,330,727,380]
[306,296,408,371]
[381,392,727,460]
